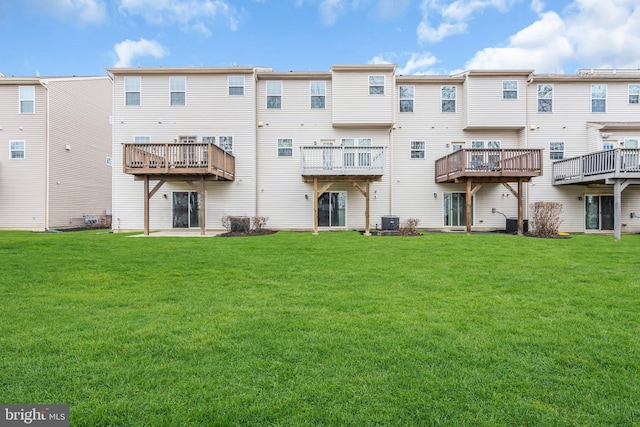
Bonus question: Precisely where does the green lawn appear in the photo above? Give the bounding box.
[1,230,639,426]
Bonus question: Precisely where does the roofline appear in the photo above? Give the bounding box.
[106,66,258,75]
[532,73,640,82]
[257,71,332,80]
[462,69,535,77]
[331,64,397,73]
[0,77,42,85]
[397,75,466,84]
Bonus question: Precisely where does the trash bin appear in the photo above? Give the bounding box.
[506,218,528,233]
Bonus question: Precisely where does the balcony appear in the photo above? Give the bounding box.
[300,146,386,181]
[552,149,640,185]
[122,143,234,180]
[435,149,543,183]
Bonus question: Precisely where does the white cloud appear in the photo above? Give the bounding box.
[117,0,239,34]
[113,39,168,67]
[31,0,107,25]
[397,52,439,74]
[417,0,522,43]
[319,0,344,25]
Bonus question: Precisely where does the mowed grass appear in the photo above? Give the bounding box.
[0,230,639,426]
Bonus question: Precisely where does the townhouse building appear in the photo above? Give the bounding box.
[108,65,640,238]
[0,75,113,230]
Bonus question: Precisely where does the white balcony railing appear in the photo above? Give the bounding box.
[300,146,386,176]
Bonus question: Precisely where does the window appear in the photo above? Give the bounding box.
[410,141,425,159]
[357,138,372,166]
[629,84,640,104]
[550,142,565,160]
[624,138,639,148]
[219,136,233,153]
[451,142,464,152]
[278,138,293,157]
[369,75,384,95]
[106,157,113,167]
[228,76,245,96]
[342,138,371,166]
[537,84,553,112]
[267,81,282,109]
[487,140,501,149]
[603,142,615,150]
[202,136,216,144]
[10,141,25,159]
[19,86,34,113]
[471,140,484,148]
[441,85,456,112]
[134,136,150,144]
[125,77,141,106]
[591,84,606,112]
[399,85,414,112]
[310,81,325,109]
[444,192,473,226]
[470,141,484,166]
[503,80,518,99]
[318,192,346,227]
[170,76,186,106]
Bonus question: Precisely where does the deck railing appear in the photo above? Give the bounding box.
[122,143,235,180]
[552,148,640,184]
[435,149,543,182]
[300,146,386,176]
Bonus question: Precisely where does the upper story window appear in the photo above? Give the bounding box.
[10,141,25,159]
[267,81,282,109]
[441,85,456,112]
[591,84,607,112]
[278,138,293,157]
[487,140,501,149]
[170,76,186,106]
[19,86,35,114]
[228,76,245,96]
[399,85,414,112]
[624,138,639,148]
[125,77,141,106]
[502,80,518,99]
[410,141,425,159]
[537,84,553,112]
[629,84,640,104]
[219,136,233,153]
[369,75,384,95]
[202,136,216,144]
[550,141,565,160]
[310,81,326,109]
[471,140,484,148]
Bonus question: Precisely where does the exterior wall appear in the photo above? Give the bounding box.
[463,73,529,129]
[47,77,113,229]
[331,65,395,127]
[111,70,256,231]
[0,82,47,229]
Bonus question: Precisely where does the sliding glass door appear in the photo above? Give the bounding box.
[318,192,346,227]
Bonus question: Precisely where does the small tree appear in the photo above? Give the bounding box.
[399,218,420,236]
[529,201,563,237]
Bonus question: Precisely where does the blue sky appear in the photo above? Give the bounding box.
[1,0,639,77]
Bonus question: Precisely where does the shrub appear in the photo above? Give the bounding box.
[252,216,269,231]
[222,215,269,233]
[399,218,420,236]
[529,201,564,237]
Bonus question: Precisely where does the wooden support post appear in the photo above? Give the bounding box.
[352,181,371,236]
[200,176,206,236]
[466,179,472,235]
[517,179,523,236]
[143,175,150,236]
[313,178,319,235]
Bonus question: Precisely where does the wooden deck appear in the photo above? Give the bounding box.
[123,143,235,180]
[300,146,385,181]
[435,149,543,183]
[552,149,640,185]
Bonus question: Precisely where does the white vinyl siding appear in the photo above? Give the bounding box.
[125,77,141,106]
[19,86,35,113]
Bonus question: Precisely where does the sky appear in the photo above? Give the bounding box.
[1,0,639,77]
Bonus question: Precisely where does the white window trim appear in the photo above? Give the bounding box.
[228,76,245,96]
[10,140,25,159]
[133,136,151,144]
[591,84,607,113]
[502,80,518,99]
[202,136,216,144]
[629,84,640,105]
[266,81,283,109]
[537,84,553,113]
[124,77,141,106]
[368,75,385,95]
[623,137,639,148]
[19,86,35,114]
[410,141,425,159]
[310,81,326,109]
[399,85,414,113]
[277,138,294,158]
[170,76,186,106]
[441,85,456,113]
[549,141,565,160]
[218,135,233,153]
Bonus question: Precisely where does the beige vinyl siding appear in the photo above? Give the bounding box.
[463,75,527,129]
[47,77,113,229]
[0,83,47,229]
[112,71,256,231]
[331,70,394,126]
